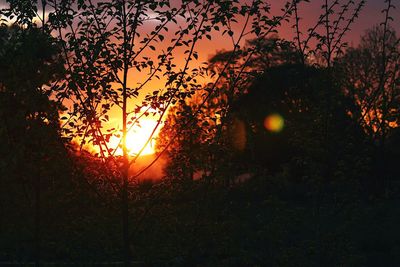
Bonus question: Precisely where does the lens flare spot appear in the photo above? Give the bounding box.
[264,114,284,132]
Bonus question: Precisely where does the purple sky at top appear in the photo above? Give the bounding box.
[274,0,399,46]
[1,0,398,55]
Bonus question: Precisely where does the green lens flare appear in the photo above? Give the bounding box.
[264,114,284,132]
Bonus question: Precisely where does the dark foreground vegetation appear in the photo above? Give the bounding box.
[1,0,400,266]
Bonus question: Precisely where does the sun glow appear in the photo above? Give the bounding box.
[108,119,159,156]
[126,119,158,156]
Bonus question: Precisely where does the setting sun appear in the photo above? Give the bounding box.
[108,119,159,157]
[126,120,158,156]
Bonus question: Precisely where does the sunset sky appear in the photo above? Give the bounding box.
[1,0,398,53]
[1,0,398,158]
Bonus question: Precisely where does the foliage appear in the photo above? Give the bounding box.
[1,0,400,265]
[292,0,366,66]
[156,103,205,182]
[0,24,70,263]
[34,0,297,263]
[337,25,400,139]
[0,24,66,195]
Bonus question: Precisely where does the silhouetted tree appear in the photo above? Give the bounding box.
[159,35,300,184]
[156,103,204,182]
[44,0,290,264]
[0,24,66,265]
[337,22,400,191]
[231,64,366,173]
[337,25,399,140]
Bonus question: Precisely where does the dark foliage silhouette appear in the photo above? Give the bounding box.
[0,0,399,266]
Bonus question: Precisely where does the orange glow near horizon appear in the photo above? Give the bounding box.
[109,119,159,156]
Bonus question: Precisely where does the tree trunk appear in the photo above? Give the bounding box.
[34,170,41,267]
[121,164,130,266]
[121,1,131,265]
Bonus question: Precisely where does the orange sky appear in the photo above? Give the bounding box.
[103,0,400,159]
[2,0,398,161]
[1,0,398,179]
